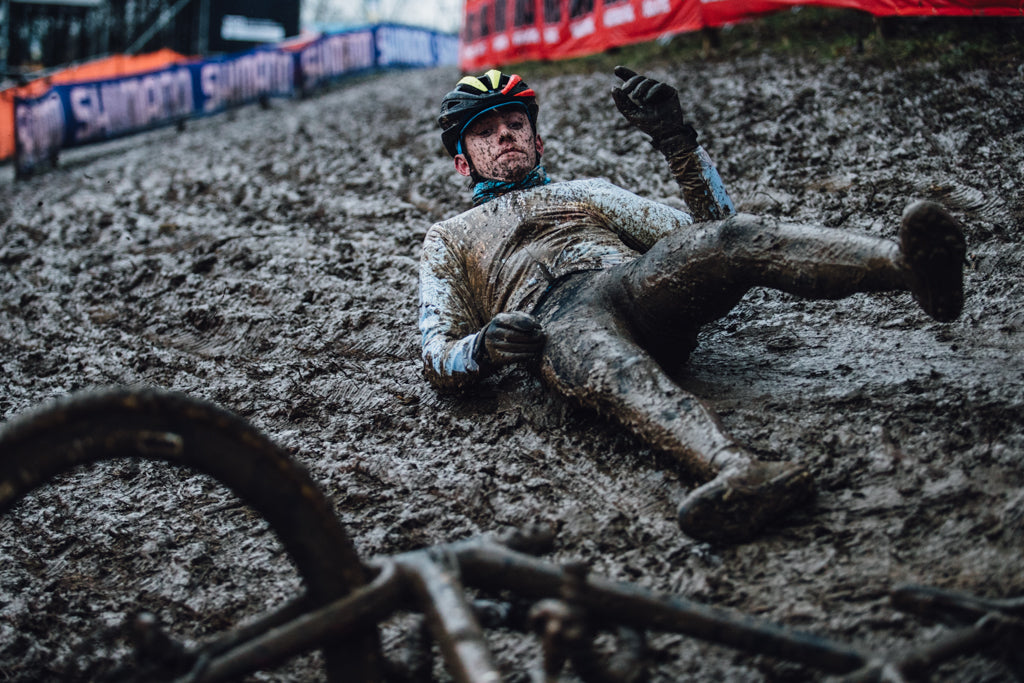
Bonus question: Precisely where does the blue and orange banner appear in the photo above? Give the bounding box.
[458,0,1023,70]
[1,48,192,164]
[5,25,458,175]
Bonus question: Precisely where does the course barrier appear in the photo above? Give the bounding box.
[4,24,458,177]
[458,0,1023,70]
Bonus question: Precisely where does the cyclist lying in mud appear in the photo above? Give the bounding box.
[418,67,966,544]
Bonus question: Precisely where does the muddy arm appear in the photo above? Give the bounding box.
[663,145,736,222]
[419,227,489,391]
[575,179,697,250]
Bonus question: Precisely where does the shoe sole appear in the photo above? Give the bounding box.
[900,200,966,322]
[677,464,814,544]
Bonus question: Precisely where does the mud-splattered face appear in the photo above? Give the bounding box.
[454,108,544,183]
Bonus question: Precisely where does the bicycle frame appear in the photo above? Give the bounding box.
[181,527,1023,683]
[2,389,1021,683]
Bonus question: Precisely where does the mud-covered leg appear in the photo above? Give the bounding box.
[539,298,737,479]
[620,213,904,342]
[535,277,813,544]
[610,208,962,543]
[620,209,964,351]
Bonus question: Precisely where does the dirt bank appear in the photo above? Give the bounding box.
[1,23,1023,681]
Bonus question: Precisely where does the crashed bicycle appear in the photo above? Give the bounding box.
[0,388,1021,682]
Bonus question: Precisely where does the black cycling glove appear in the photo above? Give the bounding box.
[611,65,698,156]
[474,312,545,368]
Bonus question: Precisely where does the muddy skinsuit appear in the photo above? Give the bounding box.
[419,151,914,477]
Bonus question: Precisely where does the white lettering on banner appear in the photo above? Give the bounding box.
[300,31,375,90]
[201,50,294,113]
[15,91,65,162]
[512,27,541,45]
[492,34,510,51]
[543,26,560,43]
[70,68,193,142]
[569,16,596,38]
[69,87,102,140]
[641,0,670,17]
[377,26,434,67]
[461,41,488,60]
[603,3,635,26]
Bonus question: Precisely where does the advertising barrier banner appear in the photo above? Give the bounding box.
[14,91,66,175]
[60,64,196,147]
[7,25,458,176]
[458,0,1022,70]
[297,29,377,93]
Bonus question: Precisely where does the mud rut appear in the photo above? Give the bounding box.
[1,48,1022,681]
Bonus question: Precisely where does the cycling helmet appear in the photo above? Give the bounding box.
[438,69,539,157]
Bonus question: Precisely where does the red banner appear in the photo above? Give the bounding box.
[773,0,1023,15]
[461,0,701,67]
[459,0,1022,69]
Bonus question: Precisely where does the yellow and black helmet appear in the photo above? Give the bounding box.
[438,69,538,157]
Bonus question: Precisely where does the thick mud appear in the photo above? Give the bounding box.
[1,34,1023,681]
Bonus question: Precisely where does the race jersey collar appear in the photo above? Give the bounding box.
[472,164,551,206]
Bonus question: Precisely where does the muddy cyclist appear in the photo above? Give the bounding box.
[418,67,966,543]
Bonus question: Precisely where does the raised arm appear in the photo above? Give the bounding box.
[611,66,736,222]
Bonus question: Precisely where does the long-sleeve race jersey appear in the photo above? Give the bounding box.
[419,148,734,391]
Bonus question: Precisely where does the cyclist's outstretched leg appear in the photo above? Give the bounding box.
[535,276,814,544]
[602,204,963,542]
[619,205,965,357]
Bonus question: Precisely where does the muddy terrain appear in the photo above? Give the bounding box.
[1,20,1022,681]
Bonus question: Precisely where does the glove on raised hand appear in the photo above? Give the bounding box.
[474,312,545,367]
[611,65,698,156]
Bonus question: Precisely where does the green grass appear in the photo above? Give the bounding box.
[514,7,1024,75]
